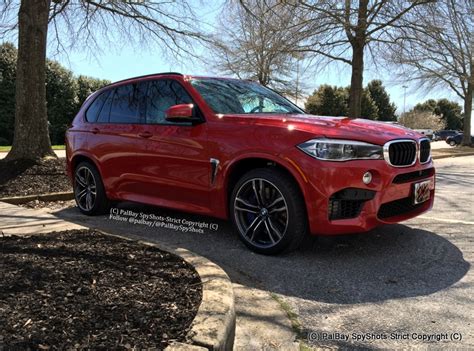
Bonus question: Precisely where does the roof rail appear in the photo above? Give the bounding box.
[110,72,183,86]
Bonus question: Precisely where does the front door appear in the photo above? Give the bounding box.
[125,78,211,214]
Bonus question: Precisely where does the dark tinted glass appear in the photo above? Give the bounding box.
[109,83,146,124]
[145,79,193,124]
[97,90,113,123]
[85,90,110,122]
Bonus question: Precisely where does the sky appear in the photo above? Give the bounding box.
[65,47,453,113]
[2,1,461,114]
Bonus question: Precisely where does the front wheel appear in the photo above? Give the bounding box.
[230,168,307,255]
[449,140,456,146]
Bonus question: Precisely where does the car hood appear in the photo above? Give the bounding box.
[224,113,422,145]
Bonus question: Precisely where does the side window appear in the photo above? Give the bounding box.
[109,83,146,124]
[85,90,110,122]
[145,79,193,124]
[97,90,113,123]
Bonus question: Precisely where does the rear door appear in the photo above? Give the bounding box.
[86,82,150,198]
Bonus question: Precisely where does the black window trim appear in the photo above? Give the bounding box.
[84,79,205,126]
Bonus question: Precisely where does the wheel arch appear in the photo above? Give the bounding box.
[70,153,104,184]
[223,155,309,218]
[72,153,97,169]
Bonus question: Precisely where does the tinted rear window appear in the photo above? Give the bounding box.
[85,90,110,122]
[97,91,113,123]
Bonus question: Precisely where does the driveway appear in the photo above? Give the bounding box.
[430,140,450,150]
[55,156,474,349]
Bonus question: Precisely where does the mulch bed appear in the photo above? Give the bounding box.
[0,157,72,198]
[0,230,202,350]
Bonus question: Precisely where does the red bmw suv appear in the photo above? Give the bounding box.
[66,73,435,254]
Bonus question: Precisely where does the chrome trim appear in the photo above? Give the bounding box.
[418,137,432,164]
[383,139,417,167]
[210,158,220,184]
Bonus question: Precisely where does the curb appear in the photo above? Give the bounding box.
[432,152,474,160]
[97,230,236,351]
[0,191,74,205]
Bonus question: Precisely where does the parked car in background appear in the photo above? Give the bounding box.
[446,133,474,146]
[66,73,435,255]
[433,130,459,141]
[413,129,434,140]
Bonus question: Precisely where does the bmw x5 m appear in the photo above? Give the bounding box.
[66,73,435,254]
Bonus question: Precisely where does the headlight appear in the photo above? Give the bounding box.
[297,139,383,161]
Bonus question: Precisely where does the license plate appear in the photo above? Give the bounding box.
[413,180,431,204]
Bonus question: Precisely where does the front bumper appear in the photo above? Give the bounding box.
[289,150,435,236]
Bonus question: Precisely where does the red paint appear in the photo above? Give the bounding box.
[165,103,194,120]
[66,73,435,236]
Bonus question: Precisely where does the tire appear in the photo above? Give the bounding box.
[449,140,456,146]
[230,168,307,255]
[74,161,110,215]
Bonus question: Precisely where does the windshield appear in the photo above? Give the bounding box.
[190,78,304,115]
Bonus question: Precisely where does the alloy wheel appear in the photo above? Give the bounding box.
[74,166,97,212]
[233,178,289,249]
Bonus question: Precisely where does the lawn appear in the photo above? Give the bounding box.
[0,145,65,152]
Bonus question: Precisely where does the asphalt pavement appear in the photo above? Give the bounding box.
[54,156,474,349]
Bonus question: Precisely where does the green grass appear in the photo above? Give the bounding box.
[270,293,315,350]
[0,145,65,152]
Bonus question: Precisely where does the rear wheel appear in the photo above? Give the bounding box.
[449,140,456,146]
[74,161,110,215]
[230,168,307,255]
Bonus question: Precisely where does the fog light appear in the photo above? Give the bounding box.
[362,171,372,184]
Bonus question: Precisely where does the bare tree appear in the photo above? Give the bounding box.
[239,0,432,118]
[388,0,473,145]
[399,110,446,130]
[211,0,308,97]
[0,0,206,161]
[303,0,436,118]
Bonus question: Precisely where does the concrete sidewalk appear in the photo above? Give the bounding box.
[0,201,84,235]
[0,150,66,159]
[0,201,299,350]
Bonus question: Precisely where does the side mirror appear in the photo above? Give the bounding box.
[165,104,197,123]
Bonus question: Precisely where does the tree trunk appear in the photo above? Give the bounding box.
[6,0,54,161]
[347,0,368,119]
[348,42,364,118]
[461,81,472,146]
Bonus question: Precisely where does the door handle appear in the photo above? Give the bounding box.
[138,131,153,138]
[91,128,100,134]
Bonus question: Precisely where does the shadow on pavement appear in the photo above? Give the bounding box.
[54,201,470,305]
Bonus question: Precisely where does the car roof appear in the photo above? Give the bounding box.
[107,72,183,86]
[106,73,250,88]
